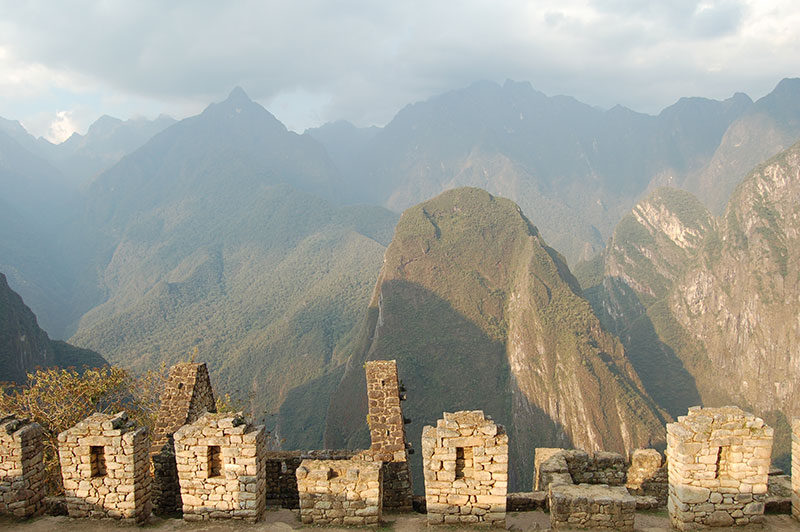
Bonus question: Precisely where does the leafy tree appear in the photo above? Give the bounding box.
[0,365,167,494]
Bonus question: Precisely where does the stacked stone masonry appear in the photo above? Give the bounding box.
[0,415,45,518]
[667,406,773,530]
[549,483,636,531]
[173,412,265,522]
[537,449,628,491]
[57,411,151,523]
[264,450,356,509]
[792,418,799,521]
[151,362,216,515]
[362,360,413,510]
[627,448,668,505]
[296,459,382,526]
[422,410,508,526]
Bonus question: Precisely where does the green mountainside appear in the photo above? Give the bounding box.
[67,88,399,424]
[581,142,800,469]
[0,272,106,383]
[282,188,668,491]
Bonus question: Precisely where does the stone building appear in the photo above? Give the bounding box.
[536,449,628,492]
[296,459,382,525]
[358,360,413,510]
[150,362,216,515]
[667,406,772,529]
[0,415,45,518]
[793,418,799,521]
[173,412,265,522]
[57,411,151,523]
[421,410,508,526]
[264,450,357,509]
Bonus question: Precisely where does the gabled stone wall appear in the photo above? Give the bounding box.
[0,415,45,517]
[57,411,151,523]
[422,410,508,526]
[173,412,265,522]
[667,406,772,529]
[151,362,216,515]
[361,360,413,510]
[296,459,382,525]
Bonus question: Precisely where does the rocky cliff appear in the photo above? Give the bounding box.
[583,141,800,467]
[313,188,668,491]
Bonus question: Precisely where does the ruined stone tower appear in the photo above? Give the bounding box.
[360,360,413,510]
[150,362,216,515]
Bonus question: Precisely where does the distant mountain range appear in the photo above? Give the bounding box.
[1,79,799,485]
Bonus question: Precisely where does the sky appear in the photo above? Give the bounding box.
[0,0,799,143]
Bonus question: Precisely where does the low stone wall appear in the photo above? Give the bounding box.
[0,415,45,518]
[792,418,799,521]
[57,412,151,523]
[667,406,772,530]
[174,413,266,522]
[533,448,563,490]
[549,483,635,531]
[626,448,667,504]
[537,449,627,492]
[264,450,356,509]
[296,459,382,526]
[422,410,508,527]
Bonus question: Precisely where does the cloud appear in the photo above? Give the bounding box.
[0,0,798,134]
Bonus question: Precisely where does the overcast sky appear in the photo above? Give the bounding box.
[1,0,798,142]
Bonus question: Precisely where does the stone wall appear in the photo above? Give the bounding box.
[422,410,508,526]
[362,360,413,510]
[296,459,382,526]
[264,450,357,509]
[151,362,216,515]
[0,415,45,517]
[533,448,563,490]
[792,418,799,521]
[627,448,667,504]
[173,412,265,522]
[537,449,627,491]
[57,411,151,523]
[549,483,635,531]
[667,406,772,529]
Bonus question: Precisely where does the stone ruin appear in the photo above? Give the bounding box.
[422,410,508,526]
[173,412,266,522]
[265,450,357,509]
[536,449,628,491]
[626,448,668,505]
[57,411,151,523]
[793,418,799,521]
[667,406,773,529]
[357,359,413,510]
[296,459,382,526]
[0,415,45,518]
[549,483,636,531]
[150,362,216,515]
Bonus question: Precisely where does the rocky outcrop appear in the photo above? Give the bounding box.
[321,188,668,491]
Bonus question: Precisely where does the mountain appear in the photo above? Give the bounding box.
[280,188,668,491]
[0,272,106,384]
[581,141,800,469]
[685,78,800,213]
[313,79,752,264]
[67,88,399,425]
[0,113,176,186]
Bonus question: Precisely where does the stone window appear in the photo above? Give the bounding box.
[90,445,106,477]
[207,445,222,477]
[455,447,473,479]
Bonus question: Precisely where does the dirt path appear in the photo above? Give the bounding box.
[1,510,797,531]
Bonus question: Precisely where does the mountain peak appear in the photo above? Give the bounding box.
[226,86,252,104]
